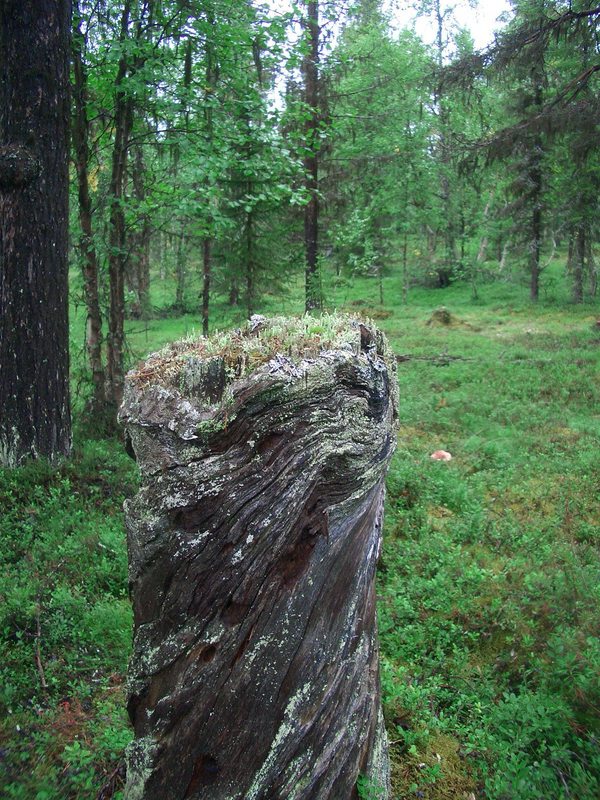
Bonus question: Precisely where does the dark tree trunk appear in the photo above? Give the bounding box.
[0,0,72,466]
[131,142,152,319]
[528,68,544,303]
[72,6,106,415]
[229,279,240,306]
[119,317,398,800]
[527,132,543,303]
[175,233,187,312]
[402,227,409,305]
[587,237,597,297]
[303,0,321,312]
[245,210,255,319]
[433,0,456,280]
[173,39,192,315]
[529,188,542,302]
[202,237,211,337]
[107,0,134,410]
[200,6,217,337]
[572,225,585,304]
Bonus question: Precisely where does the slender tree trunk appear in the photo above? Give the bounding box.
[159,233,167,280]
[476,236,488,264]
[173,38,192,315]
[202,238,211,337]
[107,0,134,410]
[433,0,456,282]
[529,197,541,302]
[72,6,105,414]
[0,0,72,466]
[229,281,240,306]
[528,133,543,302]
[245,211,255,319]
[587,238,597,297]
[499,242,509,275]
[528,63,545,303]
[175,233,187,311]
[402,228,409,305]
[572,225,585,304]
[566,231,574,275]
[132,142,152,319]
[200,5,217,336]
[303,0,321,312]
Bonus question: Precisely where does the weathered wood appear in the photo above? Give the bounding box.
[119,316,398,800]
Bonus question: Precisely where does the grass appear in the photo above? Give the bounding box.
[3,260,600,798]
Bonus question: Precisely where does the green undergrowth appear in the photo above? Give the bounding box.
[3,265,600,798]
[376,277,600,798]
[0,441,137,799]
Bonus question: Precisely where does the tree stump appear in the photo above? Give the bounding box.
[119,315,399,800]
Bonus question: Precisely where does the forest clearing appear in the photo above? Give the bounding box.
[1,0,599,798]
[1,266,599,799]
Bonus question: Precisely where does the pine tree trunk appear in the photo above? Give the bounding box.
[107,0,134,410]
[202,238,211,337]
[200,6,216,338]
[572,226,585,304]
[586,238,597,297]
[119,317,398,800]
[175,233,187,312]
[0,0,72,466]
[402,228,409,305]
[529,199,541,302]
[528,132,543,303]
[72,7,106,415]
[246,211,255,318]
[132,143,152,320]
[303,0,321,312]
[528,70,544,303]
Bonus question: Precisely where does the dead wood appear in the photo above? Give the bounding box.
[119,315,399,800]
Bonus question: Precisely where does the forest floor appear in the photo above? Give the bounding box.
[1,266,599,799]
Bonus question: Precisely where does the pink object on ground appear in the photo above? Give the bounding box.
[430,450,452,461]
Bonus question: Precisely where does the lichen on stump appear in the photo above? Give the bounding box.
[119,314,399,800]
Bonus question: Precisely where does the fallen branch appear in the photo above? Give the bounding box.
[96,760,126,800]
[396,353,475,366]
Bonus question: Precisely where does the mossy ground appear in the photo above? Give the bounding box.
[2,260,599,798]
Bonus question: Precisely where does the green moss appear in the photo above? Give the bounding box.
[128,313,378,392]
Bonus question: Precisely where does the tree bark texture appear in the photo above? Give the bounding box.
[0,0,72,466]
[119,316,398,800]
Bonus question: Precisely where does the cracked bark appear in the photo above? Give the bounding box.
[119,317,398,800]
[0,0,72,466]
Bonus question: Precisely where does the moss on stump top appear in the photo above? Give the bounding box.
[128,314,387,389]
[119,314,398,474]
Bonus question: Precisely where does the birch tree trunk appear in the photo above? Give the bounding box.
[119,316,398,800]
